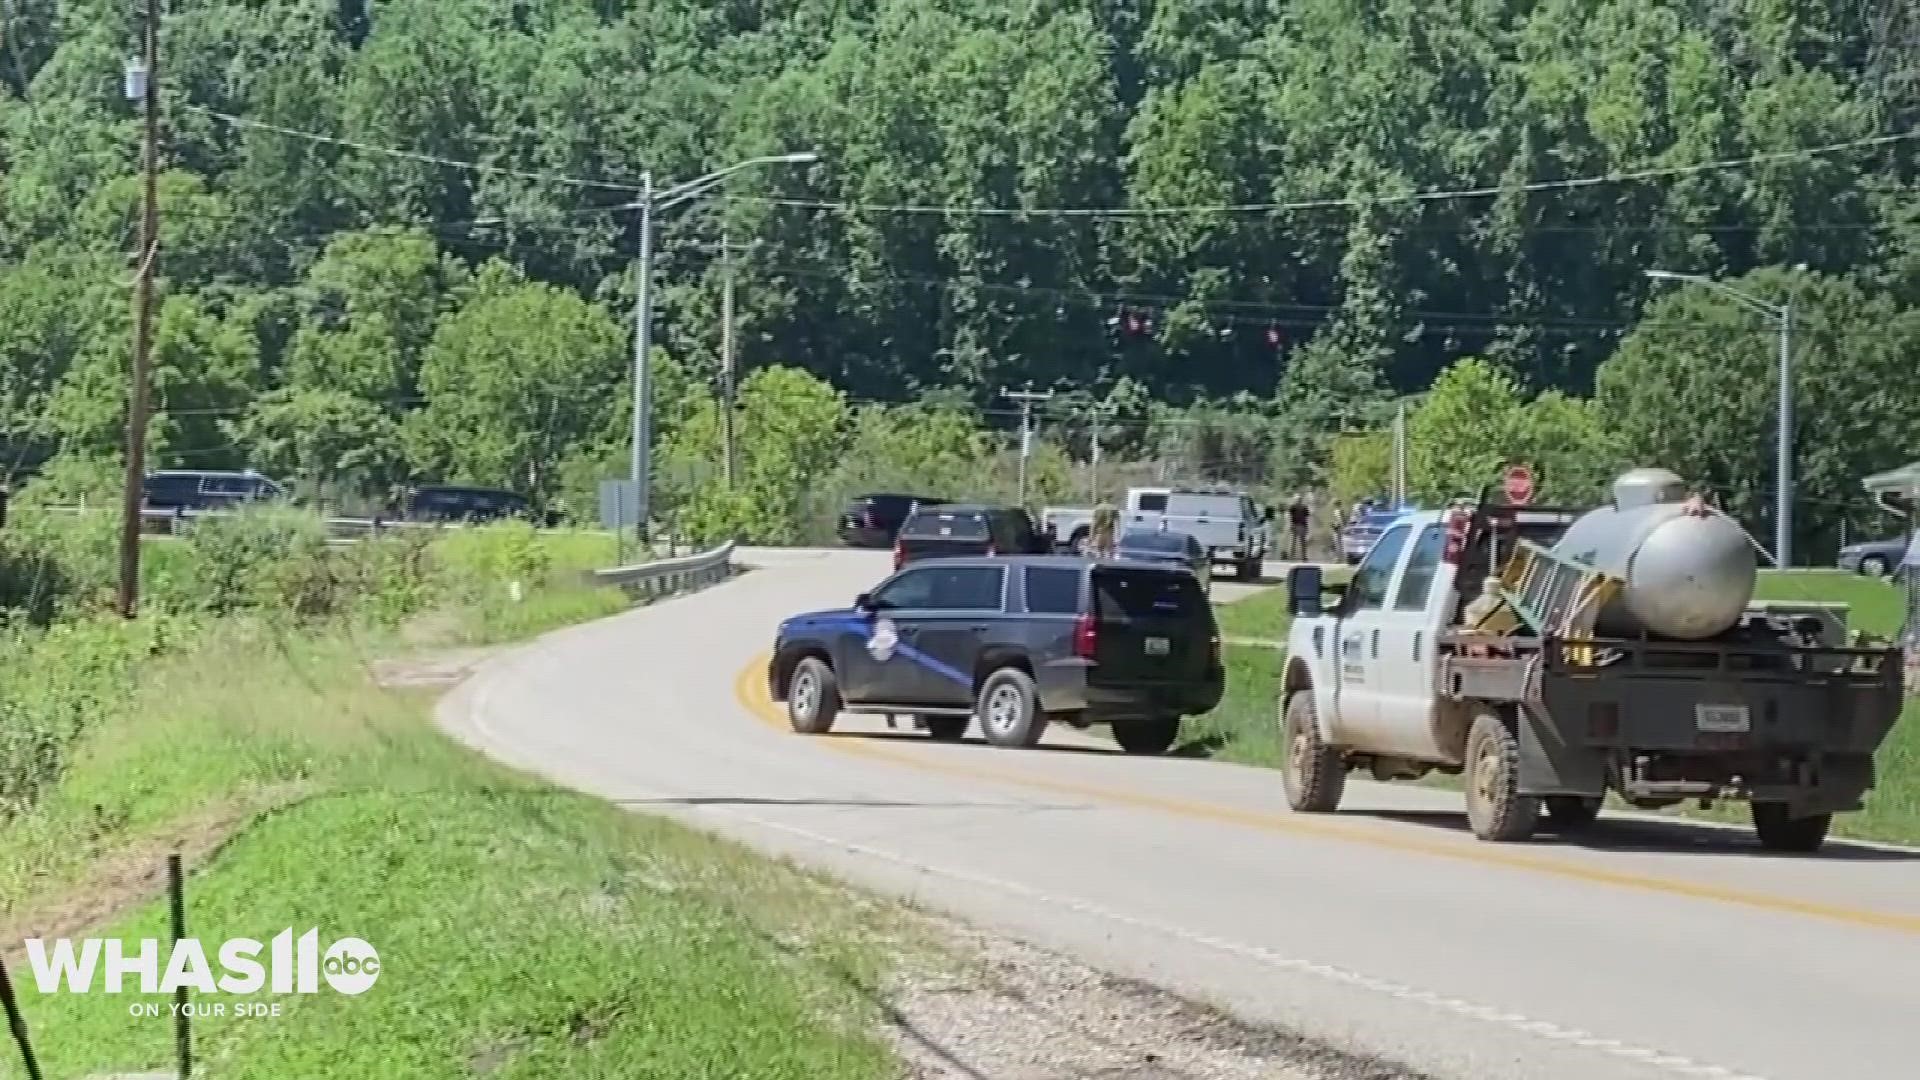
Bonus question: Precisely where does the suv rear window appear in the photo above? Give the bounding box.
[903,511,989,540]
[1092,567,1207,621]
[1023,566,1082,614]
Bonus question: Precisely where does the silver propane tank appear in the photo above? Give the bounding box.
[1549,467,1759,641]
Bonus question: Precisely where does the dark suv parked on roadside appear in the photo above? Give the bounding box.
[892,503,1049,569]
[837,493,946,548]
[768,555,1225,755]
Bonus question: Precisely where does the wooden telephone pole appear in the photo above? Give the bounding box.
[117,2,160,619]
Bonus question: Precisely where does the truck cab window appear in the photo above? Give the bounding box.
[1392,526,1448,611]
[1349,524,1412,611]
[1135,493,1168,513]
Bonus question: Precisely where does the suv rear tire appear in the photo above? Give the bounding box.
[923,715,969,741]
[1111,715,1180,755]
[977,667,1048,748]
[1281,690,1345,812]
[786,657,841,735]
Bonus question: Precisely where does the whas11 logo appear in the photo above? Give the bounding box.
[24,929,381,996]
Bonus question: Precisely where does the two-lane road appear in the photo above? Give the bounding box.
[441,547,1920,1080]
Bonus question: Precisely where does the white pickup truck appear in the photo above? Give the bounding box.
[1276,478,1906,853]
[1043,487,1272,580]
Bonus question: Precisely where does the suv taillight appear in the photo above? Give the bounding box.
[1073,613,1098,659]
[893,537,905,570]
[1207,631,1221,668]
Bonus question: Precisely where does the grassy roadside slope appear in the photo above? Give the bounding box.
[1191,570,1920,845]
[0,523,914,1079]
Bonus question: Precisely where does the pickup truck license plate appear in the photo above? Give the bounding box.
[1144,636,1170,656]
[1695,704,1750,733]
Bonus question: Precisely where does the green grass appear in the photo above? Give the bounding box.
[3,576,911,1078]
[1195,570,1920,845]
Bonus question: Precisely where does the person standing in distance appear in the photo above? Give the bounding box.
[1089,499,1118,558]
[1286,494,1310,561]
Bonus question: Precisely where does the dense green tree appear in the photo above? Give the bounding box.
[2,0,1918,553]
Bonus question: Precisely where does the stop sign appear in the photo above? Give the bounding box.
[1503,464,1535,505]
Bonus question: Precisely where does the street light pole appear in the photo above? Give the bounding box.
[1775,301,1793,570]
[1644,269,1795,568]
[626,151,817,542]
[629,171,654,547]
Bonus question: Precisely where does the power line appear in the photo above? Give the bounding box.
[724,129,1920,218]
[181,102,1920,220]
[180,105,649,194]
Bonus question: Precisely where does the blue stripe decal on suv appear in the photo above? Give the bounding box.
[814,617,974,687]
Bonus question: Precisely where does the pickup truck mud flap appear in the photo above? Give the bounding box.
[1514,703,1608,798]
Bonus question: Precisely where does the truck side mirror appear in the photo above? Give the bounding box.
[1286,564,1324,618]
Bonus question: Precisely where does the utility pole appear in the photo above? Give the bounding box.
[1087,400,1114,504]
[719,228,738,489]
[1002,386,1053,506]
[1390,401,1408,508]
[117,3,160,620]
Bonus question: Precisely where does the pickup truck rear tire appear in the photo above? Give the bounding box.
[1281,690,1345,813]
[1750,803,1831,853]
[1464,712,1538,842]
[1543,795,1602,832]
[1111,715,1180,755]
[977,668,1048,748]
[786,657,841,735]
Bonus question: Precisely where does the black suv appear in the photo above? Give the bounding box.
[837,493,946,548]
[401,485,552,525]
[768,555,1225,755]
[143,469,287,511]
[893,503,1048,569]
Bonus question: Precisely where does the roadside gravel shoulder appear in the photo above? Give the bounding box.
[883,906,1429,1080]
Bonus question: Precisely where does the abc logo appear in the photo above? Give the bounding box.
[321,938,380,995]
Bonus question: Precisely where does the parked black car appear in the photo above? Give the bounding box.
[1114,527,1212,591]
[769,554,1224,755]
[893,503,1049,569]
[837,493,947,548]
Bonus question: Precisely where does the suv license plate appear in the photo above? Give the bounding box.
[1695,704,1750,733]
[1144,636,1170,656]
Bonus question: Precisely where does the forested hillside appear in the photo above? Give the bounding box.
[4,0,1919,552]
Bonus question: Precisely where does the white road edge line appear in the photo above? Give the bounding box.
[699,805,1776,1080]
[452,646,1773,1080]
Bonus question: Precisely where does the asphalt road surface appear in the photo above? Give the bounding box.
[442,546,1920,1080]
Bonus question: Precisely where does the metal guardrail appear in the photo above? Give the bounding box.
[38,503,567,544]
[586,540,737,598]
